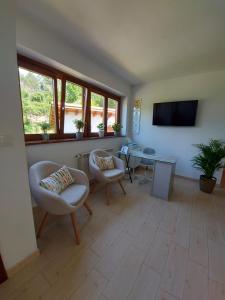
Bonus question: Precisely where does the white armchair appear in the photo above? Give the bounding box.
[89,149,126,205]
[29,161,92,244]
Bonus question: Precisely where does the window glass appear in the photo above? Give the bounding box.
[64,81,83,133]
[19,67,56,134]
[107,99,118,132]
[90,92,104,132]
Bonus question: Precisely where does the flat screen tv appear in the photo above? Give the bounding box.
[153,100,198,126]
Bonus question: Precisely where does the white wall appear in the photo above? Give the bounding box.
[26,137,126,168]
[132,70,225,180]
[16,12,130,97]
[0,2,37,270]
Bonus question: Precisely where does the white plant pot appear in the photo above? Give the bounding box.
[76,132,83,140]
[42,133,49,141]
[98,130,104,138]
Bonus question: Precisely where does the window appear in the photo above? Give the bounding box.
[107,99,118,132]
[64,81,84,133]
[90,92,104,133]
[17,55,121,142]
[19,68,56,134]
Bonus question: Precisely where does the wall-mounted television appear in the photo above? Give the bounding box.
[153,100,198,126]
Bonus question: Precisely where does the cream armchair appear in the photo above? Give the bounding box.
[29,161,92,244]
[89,149,126,205]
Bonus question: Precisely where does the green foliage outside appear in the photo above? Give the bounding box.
[19,68,55,134]
[192,139,225,179]
[91,93,117,109]
[65,82,82,105]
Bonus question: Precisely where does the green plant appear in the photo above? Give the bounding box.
[97,123,104,131]
[192,139,225,179]
[73,119,85,132]
[112,123,123,132]
[40,122,50,134]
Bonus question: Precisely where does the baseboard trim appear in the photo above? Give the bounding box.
[7,249,40,277]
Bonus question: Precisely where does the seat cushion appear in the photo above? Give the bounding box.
[102,168,124,180]
[60,184,87,206]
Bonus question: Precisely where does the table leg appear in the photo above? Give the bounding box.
[125,154,132,183]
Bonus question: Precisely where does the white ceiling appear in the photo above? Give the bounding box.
[17,0,225,85]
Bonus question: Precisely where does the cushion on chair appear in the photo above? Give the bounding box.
[102,168,124,180]
[40,175,63,194]
[40,166,74,194]
[52,166,74,189]
[60,184,87,206]
[96,156,115,170]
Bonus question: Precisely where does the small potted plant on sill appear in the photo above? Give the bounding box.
[97,123,105,138]
[112,123,122,136]
[40,122,50,141]
[73,119,85,140]
[192,139,225,193]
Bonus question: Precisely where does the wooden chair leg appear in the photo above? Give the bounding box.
[105,184,110,205]
[118,179,126,195]
[90,181,97,194]
[70,212,80,245]
[37,212,48,238]
[83,201,93,215]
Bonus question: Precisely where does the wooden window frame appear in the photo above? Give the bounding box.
[17,54,121,143]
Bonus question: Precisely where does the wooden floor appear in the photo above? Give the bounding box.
[1,176,225,300]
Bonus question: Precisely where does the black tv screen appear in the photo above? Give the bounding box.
[153,100,198,126]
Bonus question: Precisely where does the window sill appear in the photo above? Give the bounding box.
[25,135,125,146]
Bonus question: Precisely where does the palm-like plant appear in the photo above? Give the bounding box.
[73,119,85,132]
[192,139,225,179]
[40,122,50,134]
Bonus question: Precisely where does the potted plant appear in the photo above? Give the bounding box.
[112,123,122,136]
[40,122,50,141]
[73,119,85,139]
[192,139,225,193]
[97,123,105,138]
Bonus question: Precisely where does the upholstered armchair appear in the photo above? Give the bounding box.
[29,161,92,244]
[89,149,126,205]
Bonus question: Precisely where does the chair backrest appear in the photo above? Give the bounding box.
[29,161,61,188]
[143,147,155,155]
[89,149,110,165]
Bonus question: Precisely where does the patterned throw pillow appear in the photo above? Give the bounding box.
[52,166,74,189]
[96,156,115,170]
[40,175,63,194]
[40,166,74,194]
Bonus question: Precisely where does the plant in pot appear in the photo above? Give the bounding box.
[73,119,85,139]
[97,123,105,138]
[112,123,122,136]
[40,122,50,141]
[192,139,225,193]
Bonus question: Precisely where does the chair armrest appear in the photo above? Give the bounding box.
[113,156,125,172]
[67,167,89,188]
[31,185,74,215]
